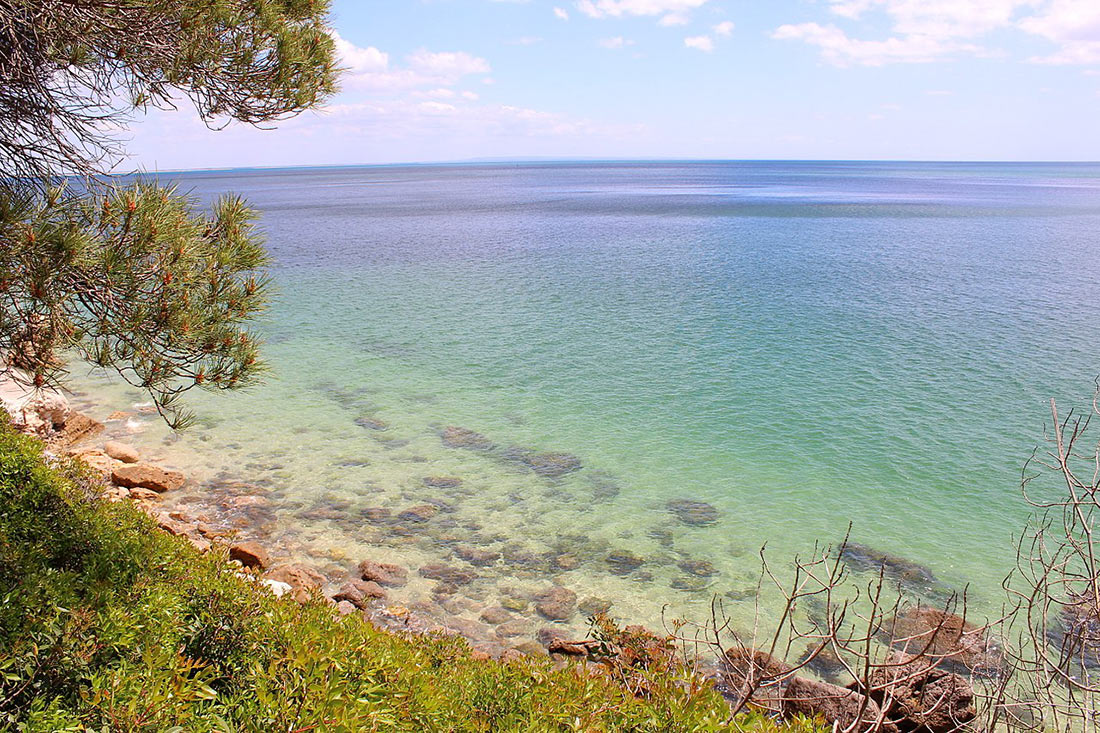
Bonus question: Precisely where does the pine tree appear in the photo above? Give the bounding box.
[0,0,339,427]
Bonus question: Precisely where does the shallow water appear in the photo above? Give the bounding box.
[68,161,1100,648]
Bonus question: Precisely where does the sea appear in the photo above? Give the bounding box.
[68,161,1100,649]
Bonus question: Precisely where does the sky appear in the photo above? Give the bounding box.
[123,0,1100,168]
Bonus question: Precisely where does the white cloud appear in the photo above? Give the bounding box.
[577,0,711,20]
[508,36,544,45]
[599,36,635,48]
[713,21,735,36]
[332,32,389,73]
[462,91,481,100]
[773,22,979,65]
[684,35,714,51]
[1019,0,1100,64]
[773,0,1054,65]
[554,6,570,20]
[407,49,491,77]
[658,13,690,26]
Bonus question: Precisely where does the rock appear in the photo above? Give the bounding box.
[228,541,269,570]
[455,545,499,567]
[354,416,388,431]
[840,543,938,593]
[361,507,392,524]
[549,638,601,656]
[783,676,895,733]
[423,476,462,489]
[513,640,549,657]
[552,553,582,571]
[798,645,849,684]
[578,597,612,616]
[358,560,409,588]
[335,600,358,617]
[678,559,718,577]
[0,371,70,437]
[333,580,387,609]
[860,653,975,733]
[104,441,140,463]
[128,487,160,502]
[495,620,529,639]
[188,536,211,553]
[1048,591,1100,669]
[398,504,438,523]
[534,585,577,621]
[262,579,293,598]
[70,448,114,477]
[419,563,477,586]
[501,597,529,613]
[111,463,185,492]
[509,449,582,478]
[671,576,710,592]
[264,564,327,604]
[105,410,131,421]
[51,412,104,448]
[441,426,495,451]
[719,647,793,712]
[606,550,645,576]
[480,607,514,625]
[880,606,1002,675]
[667,499,719,526]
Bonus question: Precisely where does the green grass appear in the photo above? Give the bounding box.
[0,416,822,732]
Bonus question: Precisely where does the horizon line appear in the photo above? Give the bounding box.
[114,157,1100,176]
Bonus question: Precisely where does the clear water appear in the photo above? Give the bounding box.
[69,161,1100,646]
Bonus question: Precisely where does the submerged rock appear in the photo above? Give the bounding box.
[508,449,582,478]
[354,415,388,431]
[667,499,719,527]
[333,580,387,609]
[879,606,1003,675]
[606,551,645,576]
[480,607,515,625]
[398,504,438,523]
[1048,591,1100,669]
[358,560,409,588]
[423,476,463,489]
[419,563,477,586]
[441,426,495,451]
[578,597,612,616]
[678,559,718,577]
[534,585,577,621]
[455,545,499,567]
[839,543,938,592]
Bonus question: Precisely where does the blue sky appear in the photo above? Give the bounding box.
[124,0,1100,168]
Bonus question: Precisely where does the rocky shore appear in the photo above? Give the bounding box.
[2,370,1002,731]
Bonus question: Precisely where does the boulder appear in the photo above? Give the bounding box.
[128,487,160,502]
[860,653,975,733]
[783,676,895,733]
[455,545,499,567]
[335,600,358,617]
[509,449,582,478]
[104,441,140,463]
[534,585,577,621]
[398,504,438,523]
[880,606,1001,674]
[419,563,477,586]
[719,647,793,712]
[423,476,462,489]
[229,541,269,570]
[441,426,495,451]
[480,607,514,625]
[358,560,409,588]
[71,448,114,478]
[51,412,104,448]
[667,499,719,526]
[264,564,327,604]
[333,580,387,609]
[840,543,938,593]
[111,463,185,492]
[606,550,645,576]
[262,579,293,598]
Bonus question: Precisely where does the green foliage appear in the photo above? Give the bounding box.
[0,181,270,428]
[0,419,826,731]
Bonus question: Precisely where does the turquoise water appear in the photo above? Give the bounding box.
[70,161,1100,645]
